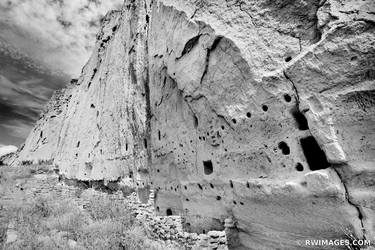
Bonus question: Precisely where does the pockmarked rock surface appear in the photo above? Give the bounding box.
[15,0,375,249]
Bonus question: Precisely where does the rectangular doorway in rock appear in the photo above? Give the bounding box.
[300,136,329,171]
[203,160,213,175]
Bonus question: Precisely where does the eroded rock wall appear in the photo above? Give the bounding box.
[16,85,74,164]
[17,0,375,249]
[17,8,151,194]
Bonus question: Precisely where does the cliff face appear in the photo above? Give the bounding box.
[16,0,375,249]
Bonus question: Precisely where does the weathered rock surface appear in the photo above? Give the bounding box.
[16,86,74,165]
[15,0,375,249]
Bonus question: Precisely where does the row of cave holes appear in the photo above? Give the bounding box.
[156,104,328,216]
[157,96,294,136]
[156,132,328,177]
[157,136,329,216]
[81,117,323,175]
[200,134,328,175]
[157,93,301,146]
[76,141,143,152]
[157,180,251,216]
[230,94,293,124]
[162,163,324,215]
[155,207,174,216]
[160,198,248,216]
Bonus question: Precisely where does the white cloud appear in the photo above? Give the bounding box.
[0,0,123,146]
[0,0,123,77]
[0,145,18,158]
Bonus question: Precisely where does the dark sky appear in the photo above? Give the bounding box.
[0,45,68,146]
[0,0,122,146]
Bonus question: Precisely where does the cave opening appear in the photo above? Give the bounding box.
[194,115,198,128]
[203,160,213,175]
[278,141,290,155]
[158,130,161,140]
[300,136,329,171]
[291,108,309,130]
[166,208,173,216]
[296,163,304,172]
[284,94,292,102]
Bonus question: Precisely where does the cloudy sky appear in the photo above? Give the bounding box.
[0,0,122,146]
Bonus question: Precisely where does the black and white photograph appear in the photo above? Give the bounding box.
[0,0,374,249]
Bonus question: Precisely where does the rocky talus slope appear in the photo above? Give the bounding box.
[13,0,375,249]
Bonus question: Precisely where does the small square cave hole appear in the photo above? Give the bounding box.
[203,160,213,175]
[166,208,173,216]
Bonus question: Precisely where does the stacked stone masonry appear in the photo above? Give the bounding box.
[0,171,227,250]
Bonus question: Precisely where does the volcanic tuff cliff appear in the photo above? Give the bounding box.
[14,0,375,249]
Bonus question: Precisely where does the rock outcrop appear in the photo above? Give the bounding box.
[16,0,375,249]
